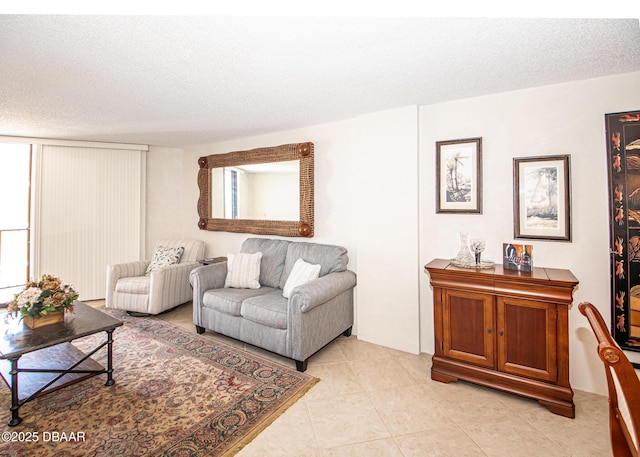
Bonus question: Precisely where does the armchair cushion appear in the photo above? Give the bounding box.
[145,245,185,274]
[283,258,321,298]
[115,276,150,294]
[224,252,262,289]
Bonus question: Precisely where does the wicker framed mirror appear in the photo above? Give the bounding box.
[197,142,314,237]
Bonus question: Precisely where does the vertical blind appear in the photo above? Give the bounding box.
[34,145,145,300]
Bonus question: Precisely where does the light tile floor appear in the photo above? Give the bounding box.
[94,301,612,457]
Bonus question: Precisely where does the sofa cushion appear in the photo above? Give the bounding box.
[115,276,150,294]
[203,287,275,316]
[224,252,262,289]
[145,245,184,274]
[282,258,321,298]
[241,291,288,329]
[279,242,349,289]
[241,238,290,289]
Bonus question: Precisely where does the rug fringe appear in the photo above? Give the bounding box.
[220,376,320,457]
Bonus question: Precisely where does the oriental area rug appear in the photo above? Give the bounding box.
[0,310,318,456]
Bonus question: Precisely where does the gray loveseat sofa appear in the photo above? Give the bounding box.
[189,238,357,371]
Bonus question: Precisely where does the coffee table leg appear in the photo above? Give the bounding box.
[8,356,22,426]
[105,329,115,386]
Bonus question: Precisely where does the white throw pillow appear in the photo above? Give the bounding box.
[145,246,184,274]
[282,258,321,298]
[224,252,262,289]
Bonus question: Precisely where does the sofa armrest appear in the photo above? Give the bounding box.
[189,262,227,291]
[105,260,150,308]
[289,270,357,313]
[190,263,228,323]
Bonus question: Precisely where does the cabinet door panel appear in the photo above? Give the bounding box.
[443,290,494,368]
[497,297,557,382]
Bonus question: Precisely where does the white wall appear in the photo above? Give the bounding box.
[176,120,359,261]
[173,108,421,347]
[145,146,185,255]
[145,71,640,395]
[354,106,420,353]
[419,71,640,394]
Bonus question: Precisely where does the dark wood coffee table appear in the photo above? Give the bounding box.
[0,302,123,426]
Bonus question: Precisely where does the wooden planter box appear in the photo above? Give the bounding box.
[23,311,64,329]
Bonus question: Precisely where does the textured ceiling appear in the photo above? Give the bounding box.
[1,15,639,147]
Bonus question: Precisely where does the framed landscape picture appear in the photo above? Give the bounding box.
[436,137,482,213]
[513,155,571,241]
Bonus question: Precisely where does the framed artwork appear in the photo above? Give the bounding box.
[436,137,482,213]
[513,155,571,241]
[502,243,533,272]
[606,109,640,352]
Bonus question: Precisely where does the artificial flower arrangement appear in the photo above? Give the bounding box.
[7,274,78,320]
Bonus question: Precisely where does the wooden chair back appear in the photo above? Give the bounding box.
[579,302,640,457]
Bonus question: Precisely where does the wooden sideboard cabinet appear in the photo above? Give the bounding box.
[424,258,579,418]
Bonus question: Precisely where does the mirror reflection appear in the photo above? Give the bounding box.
[211,161,300,220]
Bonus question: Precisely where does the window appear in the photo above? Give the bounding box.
[224,168,239,219]
[0,143,32,305]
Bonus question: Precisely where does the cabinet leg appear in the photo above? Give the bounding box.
[538,400,575,419]
[431,369,459,384]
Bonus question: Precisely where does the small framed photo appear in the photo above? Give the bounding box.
[503,243,533,272]
[436,137,482,213]
[513,155,571,241]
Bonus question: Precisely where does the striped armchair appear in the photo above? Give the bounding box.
[106,239,205,315]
